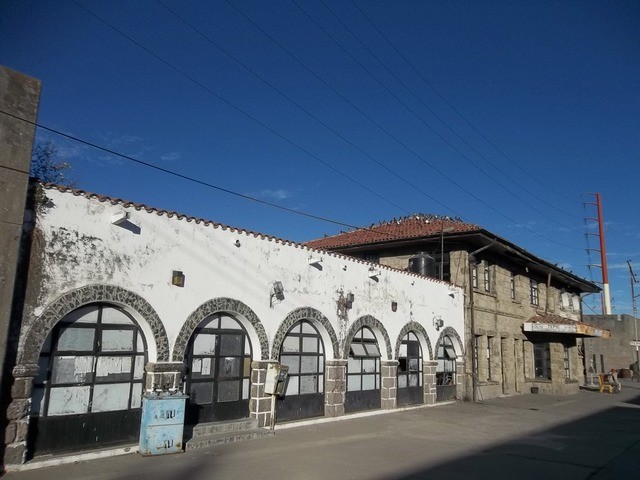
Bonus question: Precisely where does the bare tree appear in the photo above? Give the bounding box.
[30,140,73,185]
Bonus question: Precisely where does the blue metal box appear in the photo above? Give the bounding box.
[139,394,187,455]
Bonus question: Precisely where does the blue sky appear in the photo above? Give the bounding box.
[2,1,639,314]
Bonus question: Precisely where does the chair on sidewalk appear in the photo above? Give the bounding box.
[597,374,615,393]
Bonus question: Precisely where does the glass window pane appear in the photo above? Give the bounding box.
[62,306,99,324]
[280,355,299,374]
[102,330,134,352]
[399,344,407,357]
[299,375,317,394]
[31,387,46,414]
[361,328,375,340]
[301,322,316,334]
[191,358,215,379]
[318,356,324,372]
[398,375,407,388]
[242,379,250,400]
[47,386,90,415]
[347,375,361,392]
[217,380,240,402]
[362,358,376,373]
[409,374,419,387]
[220,334,242,356]
[95,356,132,382]
[318,375,324,393]
[219,357,240,379]
[193,334,216,355]
[41,334,52,354]
[220,315,241,330]
[282,336,299,353]
[362,374,377,390]
[243,357,251,377]
[407,342,420,357]
[350,343,367,356]
[365,344,381,357]
[285,376,299,395]
[52,356,94,384]
[92,383,130,412]
[288,323,301,334]
[36,356,50,384]
[100,308,133,325]
[136,334,145,352]
[347,357,360,373]
[300,356,318,374]
[445,346,457,359]
[302,337,318,353]
[190,382,213,405]
[199,316,218,329]
[131,383,143,408]
[57,328,95,351]
[409,358,420,372]
[134,355,145,380]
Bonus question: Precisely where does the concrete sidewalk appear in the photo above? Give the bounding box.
[5,380,640,479]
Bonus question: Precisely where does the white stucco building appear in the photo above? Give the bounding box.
[5,183,465,464]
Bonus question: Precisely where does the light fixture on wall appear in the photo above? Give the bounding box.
[391,301,398,312]
[308,256,323,266]
[346,292,354,309]
[433,316,444,331]
[234,239,241,247]
[270,281,285,307]
[172,270,185,288]
[111,210,130,225]
[369,267,381,279]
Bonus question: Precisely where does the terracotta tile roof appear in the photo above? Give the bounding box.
[528,314,581,325]
[305,214,480,249]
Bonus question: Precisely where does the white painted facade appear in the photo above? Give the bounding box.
[26,187,464,364]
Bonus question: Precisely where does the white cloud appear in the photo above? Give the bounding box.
[260,189,292,201]
[160,152,181,162]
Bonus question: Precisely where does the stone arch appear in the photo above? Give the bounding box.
[173,297,268,361]
[433,326,465,360]
[343,315,392,360]
[395,322,433,361]
[270,307,339,360]
[18,284,168,366]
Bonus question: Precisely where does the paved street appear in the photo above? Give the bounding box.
[6,380,640,480]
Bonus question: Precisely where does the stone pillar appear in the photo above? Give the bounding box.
[523,341,533,379]
[250,360,275,427]
[423,360,437,405]
[325,359,346,417]
[380,360,397,410]
[4,364,38,466]
[144,362,185,392]
[1,66,41,470]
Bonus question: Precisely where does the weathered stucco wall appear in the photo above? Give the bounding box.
[20,186,465,364]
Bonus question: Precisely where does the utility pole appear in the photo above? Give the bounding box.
[627,260,640,381]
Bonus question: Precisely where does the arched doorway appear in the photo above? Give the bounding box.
[29,304,147,456]
[184,313,252,424]
[345,326,381,413]
[436,335,457,401]
[397,331,423,406]
[276,320,325,421]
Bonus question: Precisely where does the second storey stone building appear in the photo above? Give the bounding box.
[306,214,607,401]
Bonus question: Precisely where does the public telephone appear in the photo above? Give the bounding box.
[264,363,289,396]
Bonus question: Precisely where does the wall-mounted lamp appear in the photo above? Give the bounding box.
[172,270,185,288]
[111,211,130,225]
[369,268,381,279]
[433,316,444,331]
[391,301,398,312]
[448,292,456,299]
[270,281,285,307]
[234,239,241,247]
[309,257,323,266]
[345,292,355,309]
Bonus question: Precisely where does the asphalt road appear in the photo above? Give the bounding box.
[6,380,640,480]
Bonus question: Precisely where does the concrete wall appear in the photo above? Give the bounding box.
[0,66,41,472]
[583,314,639,375]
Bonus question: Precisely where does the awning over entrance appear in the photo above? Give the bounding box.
[523,314,611,338]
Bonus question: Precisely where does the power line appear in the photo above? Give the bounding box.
[320,0,582,223]
[220,0,580,250]
[154,0,463,218]
[349,0,582,207]
[70,0,409,216]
